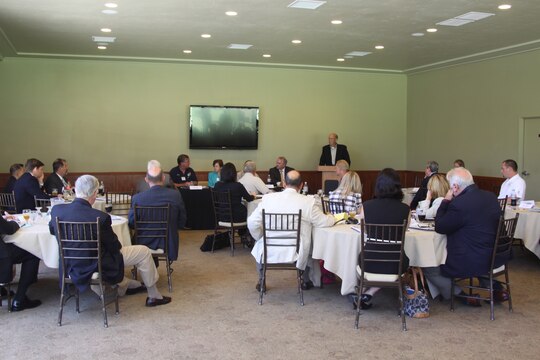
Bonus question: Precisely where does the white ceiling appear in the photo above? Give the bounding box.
[1,0,539,73]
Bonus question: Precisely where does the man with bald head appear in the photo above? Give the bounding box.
[319,132,351,166]
[423,167,505,303]
[248,170,335,291]
[129,160,186,262]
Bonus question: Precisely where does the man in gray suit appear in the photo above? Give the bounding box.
[129,160,186,262]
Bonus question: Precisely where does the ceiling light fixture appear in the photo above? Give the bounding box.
[375,45,384,50]
[331,20,343,25]
[426,28,437,33]
[227,44,253,50]
[201,34,212,38]
[102,9,117,15]
[97,45,107,50]
[225,11,238,16]
[92,36,116,43]
[183,50,192,54]
[263,54,271,58]
[104,3,118,8]
[498,4,512,10]
[292,39,302,44]
[288,0,327,10]
[100,28,112,33]
[345,51,371,57]
[411,32,425,37]
[337,58,345,62]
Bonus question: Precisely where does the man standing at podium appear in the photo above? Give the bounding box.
[319,132,351,166]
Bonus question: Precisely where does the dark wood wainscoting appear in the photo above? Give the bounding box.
[1,170,504,202]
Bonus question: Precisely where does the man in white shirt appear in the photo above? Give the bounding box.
[248,170,335,290]
[498,159,526,200]
[238,161,270,195]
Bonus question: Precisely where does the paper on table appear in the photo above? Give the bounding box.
[111,215,125,221]
[189,185,203,190]
[409,218,435,231]
[519,200,535,209]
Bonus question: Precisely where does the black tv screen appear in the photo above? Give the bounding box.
[189,105,259,149]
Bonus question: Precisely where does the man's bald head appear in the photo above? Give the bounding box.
[285,170,303,190]
[146,160,164,186]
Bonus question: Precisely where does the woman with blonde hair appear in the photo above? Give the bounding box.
[416,173,450,219]
[329,171,362,213]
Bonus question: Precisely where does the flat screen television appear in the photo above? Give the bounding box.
[189,105,259,149]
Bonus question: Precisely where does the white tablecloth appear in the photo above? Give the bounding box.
[402,187,418,206]
[3,215,131,268]
[505,202,540,259]
[312,224,446,295]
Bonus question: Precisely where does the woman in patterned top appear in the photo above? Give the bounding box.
[329,171,362,213]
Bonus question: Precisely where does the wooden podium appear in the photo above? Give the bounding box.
[317,166,339,193]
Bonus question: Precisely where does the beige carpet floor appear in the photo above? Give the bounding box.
[1,230,540,360]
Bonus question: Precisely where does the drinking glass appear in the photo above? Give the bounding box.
[51,188,58,196]
[22,209,31,223]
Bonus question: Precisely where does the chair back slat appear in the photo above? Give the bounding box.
[498,196,508,213]
[261,210,302,263]
[322,199,345,215]
[34,196,52,210]
[133,205,170,253]
[0,192,17,214]
[105,192,132,217]
[211,190,235,224]
[491,213,519,269]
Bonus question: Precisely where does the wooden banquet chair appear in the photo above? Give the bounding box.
[355,220,408,331]
[258,210,304,306]
[498,196,524,252]
[0,270,15,312]
[210,189,248,256]
[34,196,51,211]
[0,191,17,214]
[55,218,119,328]
[498,196,508,213]
[105,192,132,217]
[132,205,173,292]
[322,198,346,215]
[450,214,519,320]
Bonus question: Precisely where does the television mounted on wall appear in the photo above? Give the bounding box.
[189,105,259,149]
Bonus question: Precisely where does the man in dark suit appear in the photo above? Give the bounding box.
[4,163,24,193]
[44,158,70,195]
[0,215,41,311]
[268,156,294,186]
[49,175,171,307]
[14,158,51,212]
[424,167,505,303]
[319,132,351,166]
[129,160,186,262]
[410,160,438,209]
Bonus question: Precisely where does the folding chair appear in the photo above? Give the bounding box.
[211,189,248,256]
[322,198,345,215]
[0,192,17,214]
[105,192,132,217]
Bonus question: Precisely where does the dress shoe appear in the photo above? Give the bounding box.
[301,281,314,290]
[255,282,266,292]
[350,293,373,310]
[493,289,510,302]
[459,292,482,307]
[145,296,172,307]
[125,285,146,296]
[11,297,42,312]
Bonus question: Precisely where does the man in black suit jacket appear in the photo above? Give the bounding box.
[424,168,505,302]
[319,133,351,166]
[3,163,24,193]
[14,158,51,212]
[0,215,41,311]
[410,160,438,209]
[129,160,186,261]
[268,156,294,186]
[44,158,70,195]
[49,175,171,307]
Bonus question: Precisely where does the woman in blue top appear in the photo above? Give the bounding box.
[207,159,223,188]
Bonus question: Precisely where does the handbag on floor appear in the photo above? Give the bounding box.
[200,232,230,252]
[403,267,430,318]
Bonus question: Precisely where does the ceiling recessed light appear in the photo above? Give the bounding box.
[102,9,117,15]
[104,3,118,8]
[426,28,438,33]
[288,0,327,10]
[97,45,107,50]
[331,20,343,25]
[227,44,253,50]
[344,55,353,59]
[263,54,271,58]
[183,50,192,54]
[375,45,384,50]
[292,39,302,44]
[346,51,371,57]
[498,4,512,10]
[100,28,112,33]
[225,11,238,16]
[337,58,345,62]
[411,32,425,37]
[92,36,116,43]
[201,34,212,38]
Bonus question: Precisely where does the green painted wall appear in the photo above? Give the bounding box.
[0,58,407,173]
[407,49,540,177]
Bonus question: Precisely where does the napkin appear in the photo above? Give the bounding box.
[409,218,434,231]
[519,200,535,209]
